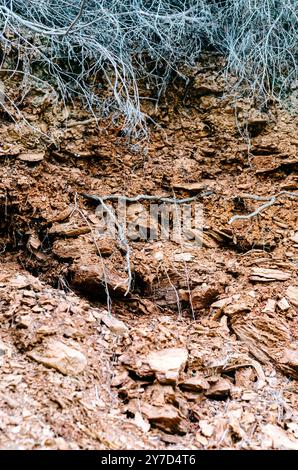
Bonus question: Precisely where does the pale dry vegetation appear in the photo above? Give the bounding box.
[0,0,297,135]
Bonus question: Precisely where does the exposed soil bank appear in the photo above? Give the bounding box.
[0,73,297,449]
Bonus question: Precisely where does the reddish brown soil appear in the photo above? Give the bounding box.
[0,73,297,449]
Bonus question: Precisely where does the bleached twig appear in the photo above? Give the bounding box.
[72,194,112,313]
[82,192,210,204]
[229,191,298,224]
[64,0,87,35]
[93,195,132,296]
[82,191,212,296]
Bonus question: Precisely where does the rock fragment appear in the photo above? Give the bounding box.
[48,223,90,237]
[277,298,290,311]
[71,262,128,296]
[147,348,188,384]
[262,424,298,450]
[250,268,291,282]
[192,285,220,311]
[9,274,31,289]
[279,348,298,375]
[28,340,87,376]
[262,299,276,313]
[286,286,298,308]
[174,253,193,262]
[179,375,210,392]
[224,301,252,317]
[19,152,44,163]
[101,313,129,336]
[199,420,214,438]
[205,378,231,399]
[128,400,188,434]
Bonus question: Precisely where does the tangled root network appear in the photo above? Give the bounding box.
[0,0,297,135]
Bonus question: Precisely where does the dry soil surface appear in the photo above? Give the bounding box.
[0,72,298,449]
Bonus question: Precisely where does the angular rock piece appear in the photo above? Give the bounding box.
[28,340,87,376]
[118,352,151,377]
[231,312,298,379]
[252,155,279,174]
[71,262,128,296]
[9,274,31,289]
[262,424,298,450]
[27,234,41,251]
[250,268,291,282]
[205,378,231,399]
[210,298,232,310]
[128,401,187,434]
[134,412,151,433]
[280,348,298,375]
[48,223,90,237]
[110,368,129,387]
[7,273,42,291]
[19,152,45,163]
[209,297,232,319]
[172,182,208,192]
[174,253,194,262]
[192,285,220,311]
[147,348,188,384]
[262,299,276,313]
[47,206,74,224]
[53,236,115,260]
[52,238,87,260]
[179,375,210,392]
[277,298,290,311]
[286,286,298,308]
[101,313,129,336]
[199,420,214,438]
[223,301,252,317]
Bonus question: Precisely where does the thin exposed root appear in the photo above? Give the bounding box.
[229,191,298,224]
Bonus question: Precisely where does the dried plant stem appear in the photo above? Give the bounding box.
[229,191,298,224]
